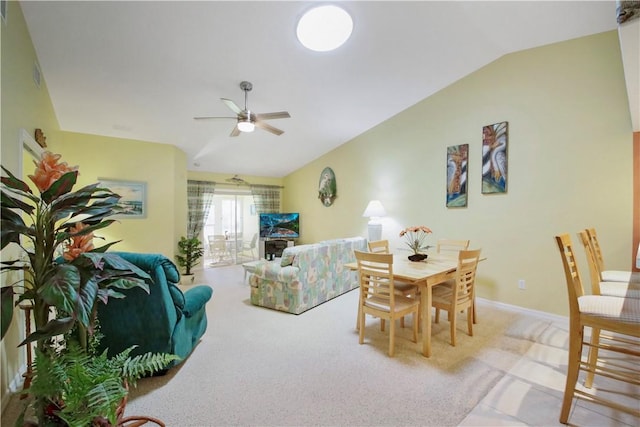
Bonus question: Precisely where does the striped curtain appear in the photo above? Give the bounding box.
[250,185,280,213]
[187,180,216,238]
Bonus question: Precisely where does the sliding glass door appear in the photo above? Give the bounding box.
[202,189,259,266]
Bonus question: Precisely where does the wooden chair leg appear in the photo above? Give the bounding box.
[389,317,396,357]
[358,311,366,345]
[380,319,385,332]
[467,306,473,337]
[560,324,584,424]
[584,327,600,389]
[450,308,457,346]
[435,308,441,323]
[472,296,478,324]
[412,312,418,343]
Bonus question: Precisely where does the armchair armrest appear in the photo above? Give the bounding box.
[183,285,213,317]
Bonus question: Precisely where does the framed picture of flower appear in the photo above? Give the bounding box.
[98,179,147,218]
[446,144,468,207]
[482,121,508,194]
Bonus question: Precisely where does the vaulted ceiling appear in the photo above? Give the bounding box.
[21,1,621,177]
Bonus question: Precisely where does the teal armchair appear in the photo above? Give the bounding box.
[96,252,213,368]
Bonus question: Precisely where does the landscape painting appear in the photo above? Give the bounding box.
[482,121,508,194]
[446,144,468,207]
[99,179,146,218]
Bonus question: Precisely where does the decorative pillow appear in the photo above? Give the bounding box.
[280,245,311,267]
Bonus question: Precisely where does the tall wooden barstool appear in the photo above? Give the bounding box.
[554,234,640,424]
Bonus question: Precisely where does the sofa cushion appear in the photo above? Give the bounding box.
[168,285,186,310]
[280,245,302,266]
[280,244,320,267]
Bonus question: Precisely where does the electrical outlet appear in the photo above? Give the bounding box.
[518,279,526,290]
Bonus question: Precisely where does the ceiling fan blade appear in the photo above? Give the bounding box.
[254,111,290,121]
[255,121,284,136]
[194,116,236,120]
[221,98,243,115]
[230,125,241,137]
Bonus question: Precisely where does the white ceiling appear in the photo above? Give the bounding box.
[20,1,619,177]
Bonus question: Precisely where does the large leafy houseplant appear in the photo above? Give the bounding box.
[0,151,167,425]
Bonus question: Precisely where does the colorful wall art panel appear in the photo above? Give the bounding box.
[446,144,468,207]
[482,121,508,194]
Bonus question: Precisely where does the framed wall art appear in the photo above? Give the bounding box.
[446,144,468,207]
[98,179,147,218]
[482,121,508,194]
[318,167,337,207]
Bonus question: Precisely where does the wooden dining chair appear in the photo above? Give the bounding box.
[554,234,640,424]
[366,240,419,329]
[354,250,419,357]
[436,239,470,255]
[586,228,640,283]
[434,239,476,323]
[432,249,481,346]
[577,230,640,298]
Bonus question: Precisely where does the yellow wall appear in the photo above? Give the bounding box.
[283,30,633,317]
[53,131,186,257]
[0,1,60,405]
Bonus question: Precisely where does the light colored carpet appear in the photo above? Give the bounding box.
[2,265,553,426]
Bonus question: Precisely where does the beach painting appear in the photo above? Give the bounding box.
[99,179,146,218]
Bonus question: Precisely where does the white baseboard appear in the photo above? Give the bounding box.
[477,297,568,325]
[2,363,26,411]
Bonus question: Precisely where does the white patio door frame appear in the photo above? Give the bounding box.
[203,188,258,265]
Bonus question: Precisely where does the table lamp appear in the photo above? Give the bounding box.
[362,200,386,242]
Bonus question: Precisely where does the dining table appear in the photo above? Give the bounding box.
[346,252,484,357]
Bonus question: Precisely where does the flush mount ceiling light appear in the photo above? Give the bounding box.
[296,5,353,52]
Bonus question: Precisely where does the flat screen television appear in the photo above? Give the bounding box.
[259,213,300,238]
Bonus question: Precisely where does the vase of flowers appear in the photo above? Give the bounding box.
[399,225,432,261]
[0,151,172,425]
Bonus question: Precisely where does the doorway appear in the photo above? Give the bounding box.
[202,189,259,266]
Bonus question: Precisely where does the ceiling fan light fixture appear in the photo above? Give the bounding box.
[237,120,255,133]
[296,5,353,52]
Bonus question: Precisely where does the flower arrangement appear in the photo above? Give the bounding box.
[399,225,433,254]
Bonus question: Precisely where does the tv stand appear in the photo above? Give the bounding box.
[260,239,294,260]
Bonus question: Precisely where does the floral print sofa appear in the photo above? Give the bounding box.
[249,237,367,314]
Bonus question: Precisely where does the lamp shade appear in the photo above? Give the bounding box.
[362,200,386,218]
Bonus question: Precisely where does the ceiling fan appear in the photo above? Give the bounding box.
[194,81,290,137]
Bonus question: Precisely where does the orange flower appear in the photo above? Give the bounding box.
[399,225,432,237]
[399,225,433,254]
[63,222,94,261]
[28,151,78,193]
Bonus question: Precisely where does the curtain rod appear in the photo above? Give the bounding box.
[202,181,284,189]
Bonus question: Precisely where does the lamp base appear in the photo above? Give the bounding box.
[367,223,382,242]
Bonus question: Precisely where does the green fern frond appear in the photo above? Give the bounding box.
[121,352,181,386]
[27,340,178,426]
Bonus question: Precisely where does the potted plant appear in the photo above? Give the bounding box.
[23,338,178,427]
[175,236,204,284]
[0,151,171,425]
